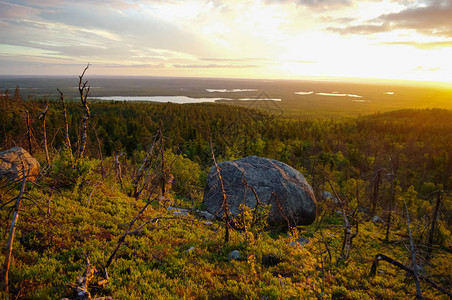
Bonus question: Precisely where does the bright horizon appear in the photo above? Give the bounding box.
[1,0,451,84]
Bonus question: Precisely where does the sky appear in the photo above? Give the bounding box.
[0,0,451,83]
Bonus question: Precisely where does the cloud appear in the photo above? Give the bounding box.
[380,40,452,49]
[328,0,452,37]
[0,1,39,18]
[379,0,452,37]
[266,0,352,9]
[295,0,352,7]
[102,63,165,69]
[328,23,390,35]
[173,64,260,69]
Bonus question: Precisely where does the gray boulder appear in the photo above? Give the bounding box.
[0,147,40,182]
[228,250,242,261]
[203,156,316,227]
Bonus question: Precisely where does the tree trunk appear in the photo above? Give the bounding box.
[57,88,72,158]
[77,64,91,159]
[404,201,422,298]
[326,178,357,261]
[371,169,383,217]
[26,110,33,155]
[385,178,396,242]
[133,131,160,198]
[1,175,27,292]
[160,131,166,197]
[426,190,441,262]
[39,104,50,164]
[211,141,230,243]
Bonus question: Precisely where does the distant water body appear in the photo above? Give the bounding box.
[206,89,258,92]
[295,91,363,98]
[95,96,281,103]
[96,96,220,103]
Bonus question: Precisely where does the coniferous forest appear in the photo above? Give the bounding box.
[0,82,451,299]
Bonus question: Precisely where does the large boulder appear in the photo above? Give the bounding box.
[203,156,316,227]
[0,147,40,182]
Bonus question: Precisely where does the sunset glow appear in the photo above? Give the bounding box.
[0,0,451,83]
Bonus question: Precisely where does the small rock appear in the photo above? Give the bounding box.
[185,246,195,253]
[197,210,216,220]
[322,191,334,200]
[204,221,214,226]
[372,215,385,223]
[173,211,188,216]
[228,250,241,261]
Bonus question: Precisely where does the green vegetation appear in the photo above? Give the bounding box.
[0,87,451,299]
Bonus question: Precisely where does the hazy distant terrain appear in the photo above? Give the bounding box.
[1,76,451,118]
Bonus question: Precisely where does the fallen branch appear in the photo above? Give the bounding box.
[369,253,451,297]
[70,252,96,300]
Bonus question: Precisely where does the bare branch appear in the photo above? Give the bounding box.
[57,88,72,158]
[1,169,27,292]
[326,177,357,261]
[210,140,231,243]
[38,102,50,164]
[77,64,92,159]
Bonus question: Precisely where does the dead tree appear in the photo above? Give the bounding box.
[160,127,166,197]
[426,190,442,262]
[404,200,422,298]
[370,168,384,217]
[38,102,50,164]
[210,141,231,243]
[114,152,125,190]
[92,127,104,177]
[385,178,396,242]
[133,130,160,198]
[77,64,91,159]
[326,178,358,262]
[369,253,451,297]
[26,110,33,154]
[57,88,72,158]
[1,171,27,292]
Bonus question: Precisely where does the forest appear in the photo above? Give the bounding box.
[0,79,451,299]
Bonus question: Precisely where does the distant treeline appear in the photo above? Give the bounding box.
[2,92,451,201]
